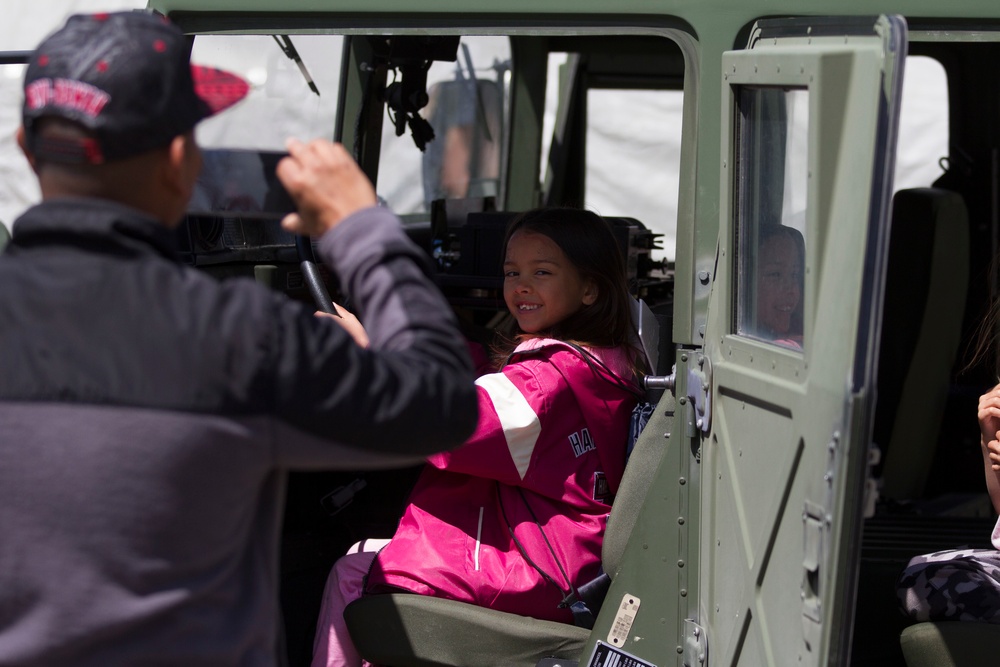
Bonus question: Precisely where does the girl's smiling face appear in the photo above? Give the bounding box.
[756,233,802,336]
[503,230,597,334]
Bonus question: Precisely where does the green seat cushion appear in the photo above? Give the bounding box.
[900,622,1000,667]
[345,593,589,667]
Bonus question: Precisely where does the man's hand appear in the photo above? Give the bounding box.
[276,139,377,237]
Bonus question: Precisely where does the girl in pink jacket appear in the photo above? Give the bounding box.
[312,208,644,667]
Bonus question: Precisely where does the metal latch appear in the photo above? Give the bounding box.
[643,373,675,392]
[801,500,825,651]
[644,354,712,436]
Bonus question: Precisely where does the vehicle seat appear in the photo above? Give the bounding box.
[880,189,989,667]
[343,393,675,667]
[873,187,969,501]
[900,621,1000,667]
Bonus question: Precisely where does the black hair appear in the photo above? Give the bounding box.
[963,253,1000,381]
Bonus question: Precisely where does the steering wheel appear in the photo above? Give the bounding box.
[295,235,338,315]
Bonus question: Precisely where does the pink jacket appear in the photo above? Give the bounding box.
[365,338,638,623]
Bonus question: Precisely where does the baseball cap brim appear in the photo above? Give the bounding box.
[192,64,250,116]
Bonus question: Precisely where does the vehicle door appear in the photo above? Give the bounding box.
[699,15,905,667]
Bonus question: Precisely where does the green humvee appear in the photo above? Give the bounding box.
[132,2,1000,665]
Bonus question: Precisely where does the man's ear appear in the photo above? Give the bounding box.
[164,133,199,196]
[164,134,187,193]
[16,126,39,174]
[582,279,599,306]
[157,135,181,196]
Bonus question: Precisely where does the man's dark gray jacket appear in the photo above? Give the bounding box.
[0,197,478,666]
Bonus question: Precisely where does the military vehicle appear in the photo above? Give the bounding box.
[65,1,1000,665]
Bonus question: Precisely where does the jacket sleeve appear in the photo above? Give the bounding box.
[425,357,560,486]
[258,206,479,460]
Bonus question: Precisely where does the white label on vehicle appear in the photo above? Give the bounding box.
[587,640,657,667]
[607,593,641,647]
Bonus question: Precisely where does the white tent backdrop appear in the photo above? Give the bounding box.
[0,3,947,248]
[0,1,147,231]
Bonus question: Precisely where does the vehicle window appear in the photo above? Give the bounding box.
[191,34,344,151]
[735,87,808,351]
[585,88,682,262]
[542,52,681,262]
[188,34,344,216]
[540,52,565,180]
[376,36,510,215]
[0,62,37,233]
[894,55,949,191]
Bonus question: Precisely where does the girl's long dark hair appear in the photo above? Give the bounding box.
[964,254,1000,381]
[493,208,642,370]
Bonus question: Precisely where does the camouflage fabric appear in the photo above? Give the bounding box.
[896,547,1000,623]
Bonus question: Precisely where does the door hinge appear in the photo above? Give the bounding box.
[686,354,712,434]
[683,620,708,667]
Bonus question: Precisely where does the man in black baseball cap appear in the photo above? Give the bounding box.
[22,10,248,164]
[17,10,250,227]
[0,11,477,666]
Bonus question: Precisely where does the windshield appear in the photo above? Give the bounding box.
[191,34,343,150]
[187,33,510,219]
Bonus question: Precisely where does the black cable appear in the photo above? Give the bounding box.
[496,481,579,607]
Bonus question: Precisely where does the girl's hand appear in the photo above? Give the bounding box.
[977,383,1000,446]
[988,439,1000,472]
[316,303,369,348]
